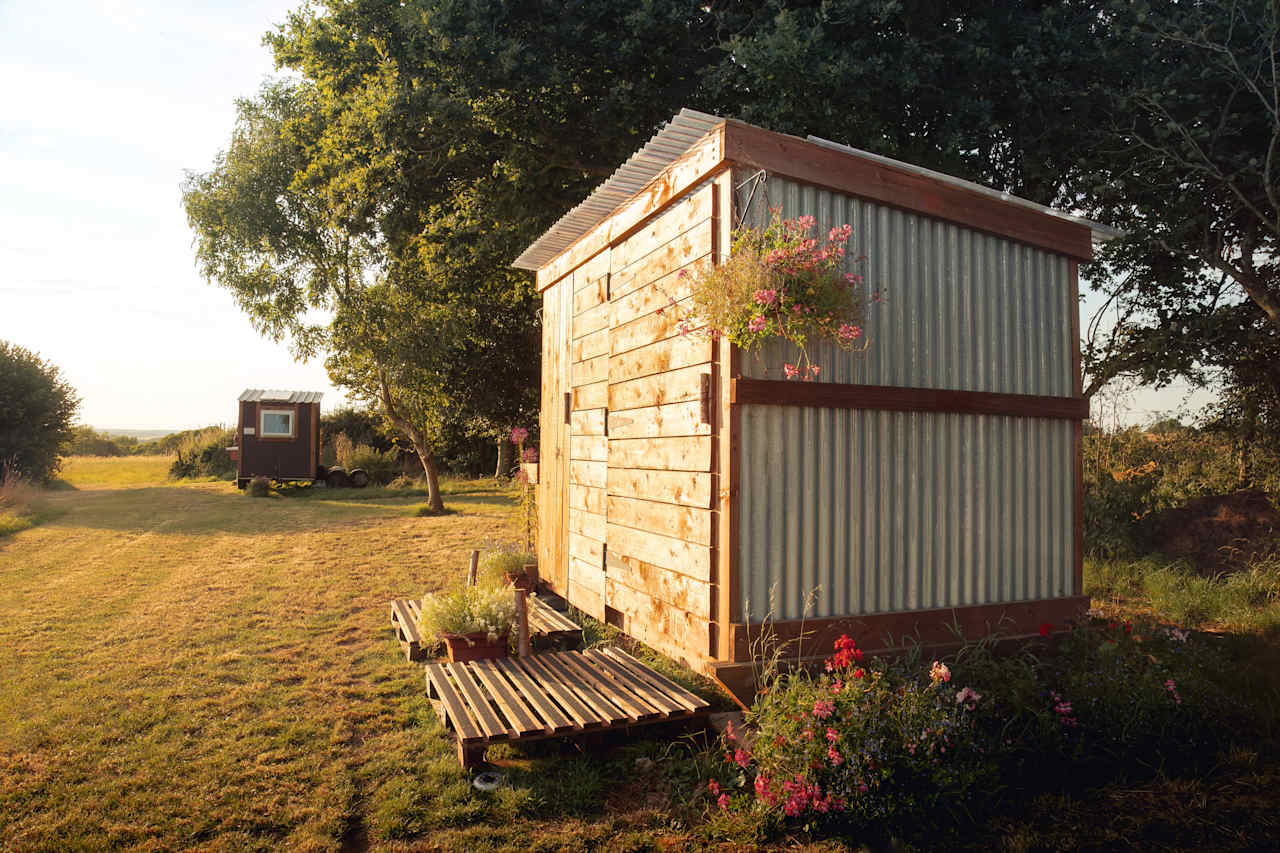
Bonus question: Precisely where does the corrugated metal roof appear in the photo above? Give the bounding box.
[238,389,324,404]
[513,109,1119,274]
[511,108,726,271]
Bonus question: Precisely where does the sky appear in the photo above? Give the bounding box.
[0,0,341,431]
[0,1,1212,432]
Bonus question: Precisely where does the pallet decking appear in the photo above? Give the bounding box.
[425,646,710,766]
[390,594,583,662]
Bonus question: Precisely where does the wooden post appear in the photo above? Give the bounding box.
[514,588,531,658]
[467,550,479,587]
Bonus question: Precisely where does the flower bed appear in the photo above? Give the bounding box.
[702,617,1246,839]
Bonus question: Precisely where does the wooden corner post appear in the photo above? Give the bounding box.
[712,168,741,662]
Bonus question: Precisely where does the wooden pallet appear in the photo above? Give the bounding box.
[390,595,583,662]
[424,647,711,766]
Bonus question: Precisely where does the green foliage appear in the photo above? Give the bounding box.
[0,340,80,482]
[331,432,401,484]
[417,582,517,643]
[321,407,396,459]
[1082,424,1279,558]
[68,426,128,457]
[1086,553,1280,634]
[167,427,237,480]
[248,475,272,498]
[711,621,1253,841]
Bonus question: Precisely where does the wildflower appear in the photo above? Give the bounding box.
[831,679,843,694]
[747,315,768,333]
[853,667,866,680]
[724,720,736,742]
[811,700,834,719]
[1039,622,1053,637]
[717,792,730,811]
[707,780,720,796]
[732,747,751,768]
[752,288,778,306]
[827,746,843,766]
[1164,627,1189,644]
[837,323,862,342]
[1165,678,1182,705]
[783,363,799,379]
[510,426,529,444]
[955,687,981,710]
[929,661,951,684]
[521,446,538,462]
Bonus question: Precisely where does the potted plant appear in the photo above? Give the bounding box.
[418,582,517,662]
[478,545,539,593]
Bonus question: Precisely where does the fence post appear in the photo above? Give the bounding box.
[514,588,531,658]
[467,550,479,586]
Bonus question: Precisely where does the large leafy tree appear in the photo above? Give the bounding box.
[0,341,80,482]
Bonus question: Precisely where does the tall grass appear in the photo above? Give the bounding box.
[1086,552,1280,633]
[168,426,236,480]
[0,461,42,538]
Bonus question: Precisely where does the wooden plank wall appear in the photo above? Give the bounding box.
[538,278,571,593]
[567,250,612,619]
[603,183,717,669]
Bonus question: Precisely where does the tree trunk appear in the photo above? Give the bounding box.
[494,436,512,479]
[410,438,445,513]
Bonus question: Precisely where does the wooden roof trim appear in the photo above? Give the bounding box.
[721,120,1094,261]
[535,124,728,291]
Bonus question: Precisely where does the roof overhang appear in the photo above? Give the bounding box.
[517,113,1116,290]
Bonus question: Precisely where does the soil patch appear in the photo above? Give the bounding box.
[1143,490,1280,574]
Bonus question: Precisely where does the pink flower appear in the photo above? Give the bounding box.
[955,687,981,710]
[747,315,767,333]
[825,727,839,743]
[717,792,730,811]
[827,746,843,766]
[521,446,538,462]
[1165,678,1182,705]
[783,363,799,379]
[509,427,529,445]
[724,720,736,742]
[929,661,951,684]
[707,780,720,796]
[732,747,751,768]
[752,288,778,306]
[837,323,862,342]
[811,699,834,719]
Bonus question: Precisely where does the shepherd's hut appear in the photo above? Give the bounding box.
[513,110,1105,698]
[233,389,323,488]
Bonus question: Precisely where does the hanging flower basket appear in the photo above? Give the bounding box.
[675,210,869,379]
[440,631,510,662]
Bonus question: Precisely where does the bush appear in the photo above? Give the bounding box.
[706,622,1245,840]
[0,462,44,538]
[168,426,237,480]
[332,432,401,484]
[68,426,126,457]
[248,475,271,497]
[0,340,80,482]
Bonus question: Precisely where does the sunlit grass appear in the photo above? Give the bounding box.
[57,454,176,489]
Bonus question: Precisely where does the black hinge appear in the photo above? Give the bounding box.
[603,408,609,437]
[601,543,608,574]
[604,272,612,301]
[564,392,571,424]
[700,373,713,424]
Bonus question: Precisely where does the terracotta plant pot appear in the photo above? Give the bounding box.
[441,632,509,662]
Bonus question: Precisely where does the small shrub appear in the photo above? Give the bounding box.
[387,474,415,490]
[248,475,271,497]
[0,462,42,538]
[477,544,536,586]
[418,582,517,642]
[168,426,236,480]
[333,432,401,484]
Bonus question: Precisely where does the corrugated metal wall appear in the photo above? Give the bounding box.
[736,174,1076,621]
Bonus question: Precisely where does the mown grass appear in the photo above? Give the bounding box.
[0,457,719,853]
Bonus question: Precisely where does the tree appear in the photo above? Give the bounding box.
[0,341,80,482]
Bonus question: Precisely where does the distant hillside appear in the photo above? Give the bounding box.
[97,428,176,440]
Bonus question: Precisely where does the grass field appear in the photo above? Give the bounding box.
[0,458,722,852]
[3,457,1278,852]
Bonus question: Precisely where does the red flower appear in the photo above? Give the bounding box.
[1039,622,1053,637]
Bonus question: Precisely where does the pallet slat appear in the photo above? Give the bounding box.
[599,647,708,713]
[552,651,657,722]
[445,661,510,740]
[517,655,610,727]
[494,658,578,733]
[469,660,546,736]
[584,649,685,716]
[424,663,484,743]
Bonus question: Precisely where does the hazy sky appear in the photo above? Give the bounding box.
[0,1,1211,431]
[0,0,338,430]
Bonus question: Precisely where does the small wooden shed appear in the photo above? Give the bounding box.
[513,110,1102,697]
[233,389,323,488]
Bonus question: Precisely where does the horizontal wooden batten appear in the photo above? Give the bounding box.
[606,550,712,616]
[606,468,713,509]
[722,121,1093,261]
[731,378,1089,421]
[726,595,1090,662]
[606,522,712,582]
[608,436,712,472]
[607,400,711,439]
[608,495,713,546]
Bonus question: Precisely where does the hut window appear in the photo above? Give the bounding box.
[260,409,295,438]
